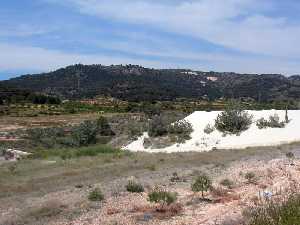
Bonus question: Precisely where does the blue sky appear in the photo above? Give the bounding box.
[1,0,300,80]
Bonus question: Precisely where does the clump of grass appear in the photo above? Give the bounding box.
[126,180,144,193]
[88,188,104,201]
[244,193,300,225]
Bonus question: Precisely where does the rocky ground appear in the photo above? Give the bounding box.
[53,156,300,225]
[1,144,299,225]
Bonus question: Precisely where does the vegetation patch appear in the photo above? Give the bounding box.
[245,172,258,184]
[191,174,212,199]
[148,188,178,208]
[256,114,287,129]
[204,123,215,134]
[148,116,169,137]
[126,180,144,193]
[26,116,115,148]
[244,193,300,225]
[168,119,193,142]
[88,188,104,201]
[215,102,253,135]
[31,145,121,159]
[219,178,234,189]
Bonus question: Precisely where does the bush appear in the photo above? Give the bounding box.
[244,193,300,225]
[148,188,177,206]
[96,116,115,136]
[215,103,253,135]
[27,127,65,141]
[168,119,193,140]
[203,123,215,134]
[127,121,147,139]
[286,152,295,165]
[245,172,257,184]
[168,119,193,135]
[126,180,144,193]
[256,114,286,129]
[88,188,104,201]
[148,116,168,137]
[72,120,99,146]
[170,172,181,182]
[27,117,114,148]
[220,178,234,189]
[191,174,212,199]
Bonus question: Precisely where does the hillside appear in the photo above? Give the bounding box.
[1,64,300,102]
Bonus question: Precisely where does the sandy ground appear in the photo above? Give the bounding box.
[51,156,300,225]
[125,110,300,153]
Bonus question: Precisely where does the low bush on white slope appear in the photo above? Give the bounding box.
[124,110,300,153]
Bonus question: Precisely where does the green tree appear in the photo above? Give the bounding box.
[191,174,212,199]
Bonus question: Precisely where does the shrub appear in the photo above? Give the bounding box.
[244,193,300,225]
[148,116,168,137]
[96,116,115,136]
[170,172,181,183]
[168,119,193,140]
[269,114,285,127]
[215,103,253,135]
[220,178,234,189]
[27,127,65,144]
[191,174,212,199]
[8,163,18,174]
[286,152,295,165]
[72,120,98,146]
[204,123,215,134]
[126,180,144,193]
[210,186,229,198]
[256,118,269,129]
[88,188,104,201]
[148,188,177,206]
[127,121,147,139]
[256,114,286,129]
[245,172,257,184]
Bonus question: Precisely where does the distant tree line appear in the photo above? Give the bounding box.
[0,86,61,105]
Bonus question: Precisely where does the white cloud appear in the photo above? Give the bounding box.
[0,42,299,76]
[0,23,53,37]
[58,0,300,58]
[0,43,165,73]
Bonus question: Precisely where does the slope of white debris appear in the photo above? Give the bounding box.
[123,110,300,153]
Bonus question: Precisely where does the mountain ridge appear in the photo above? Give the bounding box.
[1,64,300,102]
